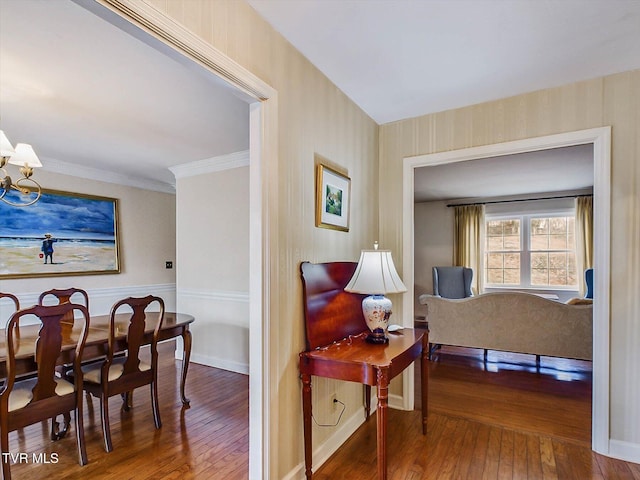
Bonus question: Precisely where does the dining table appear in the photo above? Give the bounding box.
[0,312,195,406]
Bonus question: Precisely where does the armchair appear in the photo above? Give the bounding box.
[432,266,474,299]
[585,268,594,299]
[429,266,474,358]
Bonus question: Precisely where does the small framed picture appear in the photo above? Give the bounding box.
[315,163,351,232]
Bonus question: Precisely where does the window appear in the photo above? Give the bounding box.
[486,218,521,284]
[485,213,577,289]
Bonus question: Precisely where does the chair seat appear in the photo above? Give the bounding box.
[8,377,75,412]
[82,357,150,384]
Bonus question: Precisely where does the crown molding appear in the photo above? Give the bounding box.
[169,150,250,179]
[42,156,176,194]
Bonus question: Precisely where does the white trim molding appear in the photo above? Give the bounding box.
[190,351,249,376]
[1,284,177,326]
[178,288,249,303]
[42,156,176,194]
[281,406,367,480]
[169,150,250,179]
[402,127,612,458]
[609,439,640,464]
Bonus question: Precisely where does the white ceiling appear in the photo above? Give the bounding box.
[2,0,637,198]
[248,0,640,125]
[413,144,594,203]
[0,0,250,193]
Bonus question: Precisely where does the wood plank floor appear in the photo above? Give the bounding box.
[5,339,640,479]
[314,342,640,480]
[5,341,249,480]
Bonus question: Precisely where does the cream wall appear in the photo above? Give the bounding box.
[175,166,250,374]
[414,201,453,316]
[92,0,638,473]
[142,1,379,478]
[381,70,640,459]
[0,169,177,317]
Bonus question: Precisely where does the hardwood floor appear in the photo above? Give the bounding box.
[5,340,640,479]
[6,341,249,480]
[315,343,640,480]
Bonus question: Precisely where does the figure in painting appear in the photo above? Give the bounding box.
[41,233,58,264]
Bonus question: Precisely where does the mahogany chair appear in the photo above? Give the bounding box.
[38,287,90,319]
[0,292,20,332]
[38,287,90,440]
[0,303,90,480]
[0,292,20,315]
[80,295,165,452]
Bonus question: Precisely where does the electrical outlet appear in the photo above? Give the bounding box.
[165,261,173,269]
[330,393,338,410]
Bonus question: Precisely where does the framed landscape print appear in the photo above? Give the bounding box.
[0,189,120,279]
[315,163,351,232]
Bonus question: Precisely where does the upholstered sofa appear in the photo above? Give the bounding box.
[418,292,593,360]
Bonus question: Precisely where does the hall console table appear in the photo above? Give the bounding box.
[299,262,428,480]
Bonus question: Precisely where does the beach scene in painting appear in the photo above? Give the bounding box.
[0,191,118,277]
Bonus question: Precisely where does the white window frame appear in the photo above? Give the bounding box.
[484,208,577,291]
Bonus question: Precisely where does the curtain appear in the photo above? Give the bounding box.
[453,204,485,295]
[575,196,593,296]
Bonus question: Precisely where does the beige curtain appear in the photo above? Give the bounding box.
[575,196,594,296]
[453,204,485,295]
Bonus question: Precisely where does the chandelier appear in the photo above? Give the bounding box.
[0,130,43,207]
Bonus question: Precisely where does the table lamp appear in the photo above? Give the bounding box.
[344,242,407,344]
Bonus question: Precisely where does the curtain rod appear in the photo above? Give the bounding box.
[446,193,593,208]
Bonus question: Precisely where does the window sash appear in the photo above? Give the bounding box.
[484,213,577,289]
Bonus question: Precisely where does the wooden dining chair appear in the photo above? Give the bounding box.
[80,295,165,452]
[0,303,90,480]
[38,287,90,440]
[0,292,20,331]
[39,287,89,318]
[0,292,20,313]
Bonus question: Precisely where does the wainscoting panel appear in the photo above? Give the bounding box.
[0,283,176,326]
[177,288,250,375]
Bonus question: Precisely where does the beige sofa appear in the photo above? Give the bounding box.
[418,292,593,360]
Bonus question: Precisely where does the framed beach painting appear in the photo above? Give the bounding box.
[315,163,351,232]
[0,189,120,279]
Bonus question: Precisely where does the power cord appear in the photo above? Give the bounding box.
[312,398,346,427]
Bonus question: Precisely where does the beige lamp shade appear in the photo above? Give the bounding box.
[0,130,16,157]
[345,249,407,295]
[8,143,42,168]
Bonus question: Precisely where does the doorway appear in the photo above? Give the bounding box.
[81,2,278,478]
[401,127,611,454]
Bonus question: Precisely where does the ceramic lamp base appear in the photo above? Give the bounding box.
[361,294,392,344]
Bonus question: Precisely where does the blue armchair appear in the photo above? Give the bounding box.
[585,268,594,299]
[432,266,474,299]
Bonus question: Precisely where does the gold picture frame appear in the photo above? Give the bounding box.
[0,189,121,279]
[315,163,351,232]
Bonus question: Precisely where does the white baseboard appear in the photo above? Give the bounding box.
[190,352,249,375]
[281,392,410,480]
[282,406,367,480]
[608,439,640,464]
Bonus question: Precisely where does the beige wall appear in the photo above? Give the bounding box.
[103,0,639,472]
[143,1,379,477]
[175,166,250,373]
[0,170,177,315]
[381,70,640,451]
[414,201,453,315]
